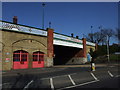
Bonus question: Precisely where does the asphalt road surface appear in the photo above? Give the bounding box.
[59,76,120,89]
[2,65,120,89]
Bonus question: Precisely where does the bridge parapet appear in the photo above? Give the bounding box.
[0,20,95,47]
[0,20,47,36]
[86,41,96,46]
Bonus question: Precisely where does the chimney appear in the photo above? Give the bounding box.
[71,33,74,37]
[13,16,18,24]
[76,36,79,39]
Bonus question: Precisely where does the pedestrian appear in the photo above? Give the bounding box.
[90,55,95,71]
[87,52,92,62]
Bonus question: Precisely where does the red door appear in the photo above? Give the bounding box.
[32,51,44,68]
[13,50,28,69]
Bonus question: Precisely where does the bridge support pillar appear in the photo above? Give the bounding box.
[81,38,87,63]
[45,28,54,67]
[66,38,87,64]
[82,38,87,58]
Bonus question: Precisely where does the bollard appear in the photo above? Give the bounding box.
[91,63,95,71]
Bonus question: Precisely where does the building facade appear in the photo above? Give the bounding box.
[0,18,96,71]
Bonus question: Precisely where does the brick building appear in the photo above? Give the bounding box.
[0,17,96,70]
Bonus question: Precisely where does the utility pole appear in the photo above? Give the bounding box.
[91,26,93,43]
[107,35,110,63]
[49,21,51,28]
[42,3,45,29]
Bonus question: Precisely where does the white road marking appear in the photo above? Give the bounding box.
[108,71,114,77]
[0,83,10,86]
[115,75,120,77]
[109,66,115,67]
[41,73,77,80]
[50,78,54,90]
[68,75,76,86]
[57,80,99,90]
[23,80,33,89]
[90,72,98,81]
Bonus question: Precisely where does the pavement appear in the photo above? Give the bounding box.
[2,63,119,76]
[1,63,120,89]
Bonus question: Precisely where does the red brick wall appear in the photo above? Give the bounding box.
[47,28,54,58]
[82,38,87,58]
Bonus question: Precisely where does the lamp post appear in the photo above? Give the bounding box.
[49,21,51,28]
[91,26,94,43]
[106,35,110,63]
[42,3,45,29]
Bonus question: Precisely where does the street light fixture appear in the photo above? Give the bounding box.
[42,3,45,29]
[106,35,110,63]
[49,21,51,28]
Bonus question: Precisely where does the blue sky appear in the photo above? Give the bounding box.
[2,2,118,44]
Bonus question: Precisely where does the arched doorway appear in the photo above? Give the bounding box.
[13,50,28,69]
[32,51,44,68]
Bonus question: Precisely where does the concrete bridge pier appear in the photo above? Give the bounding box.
[66,38,87,64]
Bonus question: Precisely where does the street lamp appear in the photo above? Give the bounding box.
[42,3,45,29]
[106,35,110,63]
[49,21,51,28]
[90,26,94,43]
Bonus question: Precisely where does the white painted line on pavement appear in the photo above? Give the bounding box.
[109,66,115,67]
[23,80,33,90]
[115,75,120,77]
[50,78,54,90]
[90,72,98,81]
[41,73,77,80]
[108,71,114,77]
[57,80,99,90]
[68,75,76,86]
[0,83,10,86]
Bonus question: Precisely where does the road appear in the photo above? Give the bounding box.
[59,76,120,89]
[1,64,120,89]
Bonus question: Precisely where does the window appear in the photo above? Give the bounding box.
[33,51,44,62]
[13,50,28,62]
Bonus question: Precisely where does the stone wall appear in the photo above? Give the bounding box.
[1,29,47,70]
[1,29,96,70]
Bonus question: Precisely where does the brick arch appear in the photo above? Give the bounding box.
[13,50,28,53]
[12,39,46,48]
[0,42,5,50]
[33,51,44,54]
[12,39,47,54]
[0,42,5,47]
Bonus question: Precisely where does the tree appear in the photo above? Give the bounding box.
[100,29,114,46]
[85,31,106,45]
[94,32,105,44]
[85,28,114,45]
[86,33,95,43]
[114,28,120,43]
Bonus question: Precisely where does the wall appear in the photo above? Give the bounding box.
[86,45,96,53]
[54,38,96,65]
[1,29,96,70]
[1,29,47,70]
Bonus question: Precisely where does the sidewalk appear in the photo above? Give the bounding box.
[53,63,107,68]
[2,63,119,77]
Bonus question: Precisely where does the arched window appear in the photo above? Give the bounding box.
[33,51,44,63]
[13,50,28,62]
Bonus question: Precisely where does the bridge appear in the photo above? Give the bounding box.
[0,20,95,48]
[0,20,96,70]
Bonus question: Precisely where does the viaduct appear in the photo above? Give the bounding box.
[0,17,97,70]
